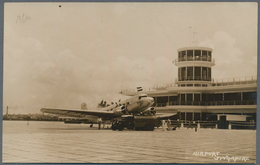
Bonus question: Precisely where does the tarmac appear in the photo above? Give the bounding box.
[2,120,256,163]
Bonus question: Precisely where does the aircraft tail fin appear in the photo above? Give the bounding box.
[81,102,88,110]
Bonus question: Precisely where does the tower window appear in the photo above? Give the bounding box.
[195,67,201,80]
[187,67,193,80]
[202,67,207,80]
[202,50,207,61]
[195,50,201,60]
[208,68,211,81]
[187,50,193,61]
[181,67,186,80]
[208,52,212,61]
[181,51,186,61]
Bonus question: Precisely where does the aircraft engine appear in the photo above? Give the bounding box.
[150,107,156,115]
[142,107,156,115]
[121,105,129,115]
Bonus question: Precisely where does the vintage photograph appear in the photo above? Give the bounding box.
[2,2,257,164]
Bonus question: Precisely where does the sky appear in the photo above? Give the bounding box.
[3,2,258,114]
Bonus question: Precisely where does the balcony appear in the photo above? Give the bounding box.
[120,76,257,95]
[156,100,256,107]
[155,100,257,107]
[175,57,215,63]
[177,76,211,82]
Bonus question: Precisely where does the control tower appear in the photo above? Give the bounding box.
[174,47,215,87]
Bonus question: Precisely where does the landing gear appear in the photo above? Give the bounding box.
[111,120,125,131]
[97,118,102,130]
[111,123,117,131]
[117,123,124,131]
[90,124,93,127]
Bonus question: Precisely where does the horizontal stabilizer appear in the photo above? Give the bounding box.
[156,113,177,119]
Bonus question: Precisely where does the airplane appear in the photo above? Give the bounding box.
[41,93,156,129]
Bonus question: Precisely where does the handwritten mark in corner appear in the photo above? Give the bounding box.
[16,14,30,23]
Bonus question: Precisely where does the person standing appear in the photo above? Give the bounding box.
[162,120,165,131]
[167,119,171,131]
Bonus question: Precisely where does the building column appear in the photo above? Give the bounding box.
[200,112,202,121]
[185,112,187,124]
[193,66,194,80]
[192,112,194,121]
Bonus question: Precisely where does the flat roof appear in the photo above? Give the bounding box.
[177,47,213,52]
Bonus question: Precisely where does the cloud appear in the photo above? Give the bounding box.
[199,31,257,79]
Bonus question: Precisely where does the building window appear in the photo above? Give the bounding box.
[202,67,207,80]
[194,94,201,101]
[187,94,193,101]
[187,50,193,61]
[202,93,207,101]
[178,68,181,80]
[194,84,201,87]
[181,113,185,120]
[194,67,201,80]
[243,92,256,100]
[169,96,178,101]
[208,68,211,81]
[202,113,208,120]
[213,93,223,101]
[186,113,192,121]
[181,67,186,80]
[157,96,168,103]
[187,84,193,87]
[181,51,186,61]
[181,94,185,101]
[208,93,223,101]
[224,93,241,101]
[195,50,201,60]
[202,50,207,61]
[208,51,212,61]
[187,67,193,80]
[194,113,200,120]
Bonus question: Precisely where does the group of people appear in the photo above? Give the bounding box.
[162,119,172,131]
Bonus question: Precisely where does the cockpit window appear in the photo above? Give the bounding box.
[139,95,148,99]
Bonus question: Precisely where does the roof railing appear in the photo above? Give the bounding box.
[120,76,257,94]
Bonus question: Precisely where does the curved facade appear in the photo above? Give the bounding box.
[175,47,215,87]
[121,46,257,129]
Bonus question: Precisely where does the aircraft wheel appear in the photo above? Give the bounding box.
[135,127,141,131]
[90,124,93,128]
[117,124,124,131]
[126,124,134,129]
[111,124,117,131]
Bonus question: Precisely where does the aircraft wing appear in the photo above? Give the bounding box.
[156,113,177,119]
[41,108,116,118]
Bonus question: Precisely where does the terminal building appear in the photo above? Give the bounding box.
[121,47,257,129]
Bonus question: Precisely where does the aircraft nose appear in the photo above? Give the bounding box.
[148,97,154,104]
